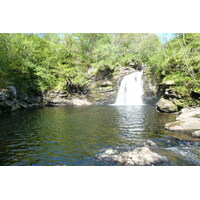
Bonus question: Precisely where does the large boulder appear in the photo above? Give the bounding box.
[113,147,164,166]
[156,98,178,113]
[165,107,200,133]
[97,143,166,166]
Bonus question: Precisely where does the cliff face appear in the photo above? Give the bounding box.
[86,66,138,105]
[142,67,158,105]
[1,64,199,114]
[142,67,200,113]
[0,86,43,114]
[156,80,200,113]
[0,65,159,114]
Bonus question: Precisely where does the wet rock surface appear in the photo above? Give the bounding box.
[0,86,93,114]
[165,107,200,133]
[97,141,166,166]
[0,86,43,113]
[87,67,146,105]
[43,90,92,106]
[192,130,200,138]
[156,98,178,113]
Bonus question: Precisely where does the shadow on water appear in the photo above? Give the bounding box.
[0,105,200,166]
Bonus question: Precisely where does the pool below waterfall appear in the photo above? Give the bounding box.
[1,105,200,166]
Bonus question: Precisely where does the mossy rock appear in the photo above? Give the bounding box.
[156,98,178,113]
[165,121,184,128]
[193,114,200,118]
[173,99,189,108]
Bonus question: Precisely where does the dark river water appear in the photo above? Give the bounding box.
[1,105,200,166]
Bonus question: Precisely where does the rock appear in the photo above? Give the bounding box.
[0,100,20,112]
[143,140,158,149]
[114,147,164,166]
[143,69,158,105]
[46,96,92,107]
[165,107,200,133]
[164,88,181,99]
[156,98,178,113]
[100,81,113,87]
[97,147,165,166]
[14,99,29,108]
[71,98,92,106]
[192,130,200,138]
[177,107,200,120]
[46,98,73,106]
[161,80,175,86]
[12,103,21,111]
[7,86,17,99]
[0,101,13,112]
[0,89,11,101]
[97,148,118,159]
[191,90,200,100]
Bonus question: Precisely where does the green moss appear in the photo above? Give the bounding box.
[193,114,200,118]
[166,121,184,127]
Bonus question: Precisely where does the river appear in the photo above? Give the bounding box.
[0,105,200,166]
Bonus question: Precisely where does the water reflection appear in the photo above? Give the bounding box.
[115,106,145,144]
[0,106,200,165]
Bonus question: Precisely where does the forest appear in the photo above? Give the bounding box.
[1,33,200,166]
[0,33,200,102]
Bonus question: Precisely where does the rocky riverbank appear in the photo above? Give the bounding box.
[87,66,138,105]
[0,65,145,114]
[165,107,200,137]
[156,80,200,113]
[1,64,199,115]
[0,86,92,114]
[0,86,43,114]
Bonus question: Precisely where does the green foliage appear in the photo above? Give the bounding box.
[0,32,199,100]
[146,33,200,100]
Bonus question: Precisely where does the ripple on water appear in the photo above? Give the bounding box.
[0,105,200,166]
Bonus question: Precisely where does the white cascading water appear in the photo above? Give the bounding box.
[114,71,144,105]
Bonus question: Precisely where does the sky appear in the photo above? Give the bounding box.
[156,33,176,43]
[36,33,177,44]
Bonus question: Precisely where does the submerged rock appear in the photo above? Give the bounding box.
[143,140,158,149]
[156,98,178,113]
[97,145,165,166]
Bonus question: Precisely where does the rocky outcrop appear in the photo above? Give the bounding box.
[156,78,200,113]
[87,67,141,105]
[113,147,163,166]
[0,86,43,114]
[97,140,166,166]
[43,90,92,106]
[156,98,178,113]
[142,68,158,105]
[0,86,93,114]
[165,107,200,133]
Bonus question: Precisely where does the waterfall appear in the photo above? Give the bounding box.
[114,71,144,105]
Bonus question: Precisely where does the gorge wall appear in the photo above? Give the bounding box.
[1,63,199,114]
